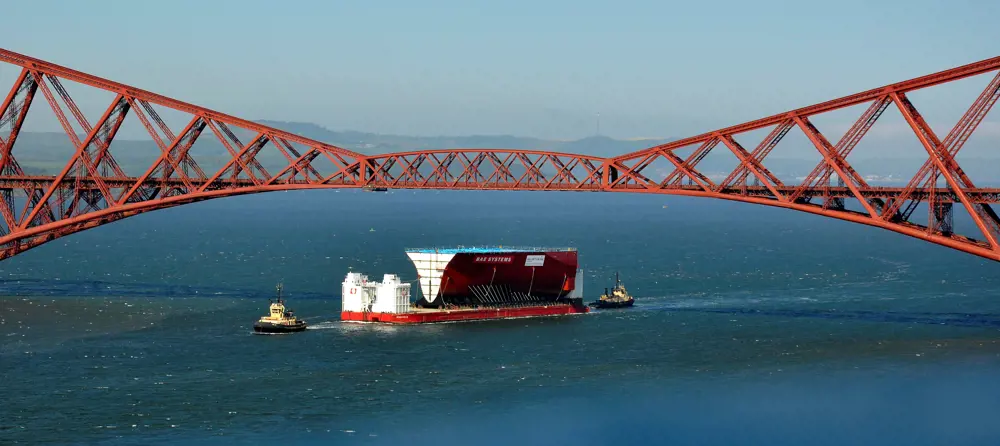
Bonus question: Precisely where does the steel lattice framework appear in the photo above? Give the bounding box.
[1,48,1000,261]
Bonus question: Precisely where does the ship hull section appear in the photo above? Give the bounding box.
[408,249,579,307]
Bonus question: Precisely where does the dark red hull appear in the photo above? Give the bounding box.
[341,303,589,324]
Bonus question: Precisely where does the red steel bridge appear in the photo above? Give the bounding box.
[1,48,999,262]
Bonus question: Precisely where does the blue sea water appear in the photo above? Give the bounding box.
[2,189,1000,445]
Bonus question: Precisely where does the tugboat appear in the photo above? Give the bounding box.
[590,272,635,309]
[253,283,308,333]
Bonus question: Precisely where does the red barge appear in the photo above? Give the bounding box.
[341,247,589,324]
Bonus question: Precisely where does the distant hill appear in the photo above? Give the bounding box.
[255,120,672,157]
[8,123,672,177]
[8,123,1000,184]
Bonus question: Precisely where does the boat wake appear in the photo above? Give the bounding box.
[305,321,342,330]
[628,292,827,312]
[622,291,1000,328]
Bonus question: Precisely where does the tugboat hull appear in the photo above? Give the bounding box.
[590,299,635,309]
[253,321,308,333]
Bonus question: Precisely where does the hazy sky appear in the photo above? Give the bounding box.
[3,0,999,142]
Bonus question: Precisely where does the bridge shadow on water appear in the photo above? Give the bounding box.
[4,278,1000,329]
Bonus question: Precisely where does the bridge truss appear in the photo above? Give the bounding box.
[1,48,999,261]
